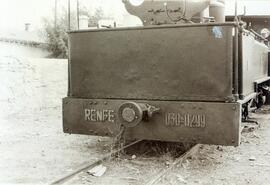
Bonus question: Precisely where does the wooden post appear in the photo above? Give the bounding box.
[77,0,80,29]
[68,0,71,31]
[55,0,58,28]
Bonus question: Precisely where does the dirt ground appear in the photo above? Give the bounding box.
[0,54,270,185]
[160,110,270,185]
[0,55,112,184]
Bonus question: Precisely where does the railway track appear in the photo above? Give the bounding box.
[145,144,200,185]
[51,141,200,185]
[50,139,143,185]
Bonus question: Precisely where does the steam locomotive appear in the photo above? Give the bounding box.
[63,0,270,146]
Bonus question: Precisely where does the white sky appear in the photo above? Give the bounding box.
[0,0,270,32]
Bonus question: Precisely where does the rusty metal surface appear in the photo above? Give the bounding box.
[69,24,234,102]
[63,97,241,146]
[241,32,269,97]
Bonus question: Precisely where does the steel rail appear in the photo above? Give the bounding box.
[50,139,143,185]
[145,144,201,185]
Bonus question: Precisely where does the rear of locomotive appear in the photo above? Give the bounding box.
[63,0,270,146]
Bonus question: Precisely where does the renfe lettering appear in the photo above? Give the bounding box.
[85,109,114,123]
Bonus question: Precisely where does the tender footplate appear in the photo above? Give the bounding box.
[63,98,241,146]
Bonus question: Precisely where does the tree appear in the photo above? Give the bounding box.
[42,6,104,58]
[42,9,75,58]
[80,6,104,27]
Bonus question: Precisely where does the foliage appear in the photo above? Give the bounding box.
[80,6,104,26]
[42,7,104,58]
[42,19,68,58]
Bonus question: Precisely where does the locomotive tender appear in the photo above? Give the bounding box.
[63,0,270,146]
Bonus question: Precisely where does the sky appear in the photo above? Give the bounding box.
[0,0,270,32]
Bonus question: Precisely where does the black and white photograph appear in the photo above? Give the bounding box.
[0,0,270,184]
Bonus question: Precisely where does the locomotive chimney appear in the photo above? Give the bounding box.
[209,0,225,22]
[25,23,31,31]
[79,15,89,29]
